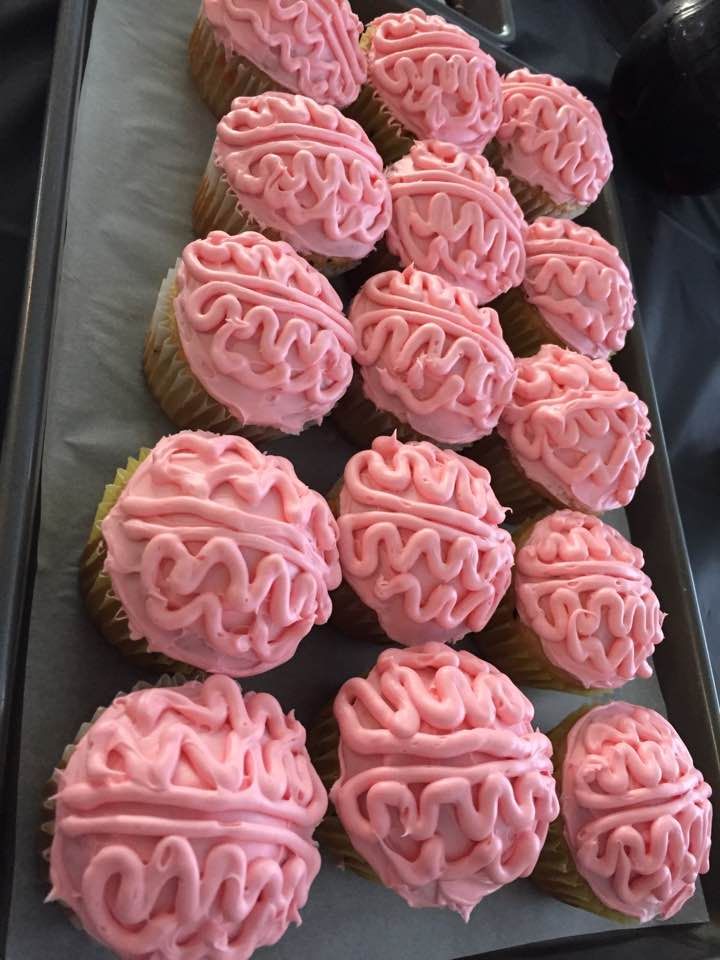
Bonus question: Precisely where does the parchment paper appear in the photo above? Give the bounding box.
[6,0,708,957]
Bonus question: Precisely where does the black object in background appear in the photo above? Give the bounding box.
[611,0,720,194]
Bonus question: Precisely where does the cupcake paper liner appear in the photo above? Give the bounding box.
[79,452,199,675]
[143,268,283,442]
[188,12,282,120]
[331,369,431,449]
[485,140,588,223]
[192,159,358,278]
[532,709,632,924]
[493,286,566,358]
[344,84,415,166]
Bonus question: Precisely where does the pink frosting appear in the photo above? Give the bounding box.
[48,675,327,960]
[337,434,514,646]
[203,0,366,107]
[523,217,635,359]
[366,8,501,150]
[496,70,613,206]
[515,510,665,689]
[349,266,516,446]
[102,431,340,676]
[497,344,654,513]
[385,139,527,304]
[175,231,355,434]
[213,92,392,260]
[561,702,712,921]
[330,642,559,917]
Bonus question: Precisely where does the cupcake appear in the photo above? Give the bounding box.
[329,434,514,646]
[192,92,392,276]
[383,140,527,304]
[45,674,328,960]
[476,510,665,692]
[473,344,654,522]
[347,8,502,164]
[332,266,516,449]
[188,0,366,119]
[495,217,636,360]
[144,231,356,440]
[535,702,711,922]
[80,431,340,676]
[487,70,613,222]
[310,642,559,916]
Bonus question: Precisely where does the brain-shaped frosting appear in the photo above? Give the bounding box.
[102,431,340,675]
[214,92,392,260]
[349,266,516,446]
[561,702,712,921]
[498,344,653,512]
[523,217,635,359]
[515,510,664,689]
[385,139,527,304]
[331,642,559,916]
[496,69,613,206]
[203,0,366,107]
[337,434,515,646]
[175,231,356,434]
[366,8,501,150]
[49,675,328,960]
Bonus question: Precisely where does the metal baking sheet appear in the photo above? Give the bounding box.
[3,0,717,958]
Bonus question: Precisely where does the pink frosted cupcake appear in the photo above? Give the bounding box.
[348,7,502,163]
[333,266,516,449]
[188,0,366,118]
[80,431,340,676]
[474,344,654,521]
[477,510,665,692]
[46,675,328,960]
[193,92,392,276]
[495,217,636,360]
[310,642,559,916]
[384,140,527,304]
[488,70,613,221]
[329,434,514,646]
[144,231,356,440]
[535,702,712,922]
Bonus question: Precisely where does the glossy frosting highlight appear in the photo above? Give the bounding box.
[175,231,355,434]
[498,344,653,512]
[561,702,711,921]
[337,434,514,645]
[515,510,664,689]
[330,643,559,916]
[385,139,527,303]
[48,675,328,960]
[350,266,516,445]
[102,431,340,675]
[496,70,613,206]
[523,217,635,359]
[366,8,501,150]
[203,0,366,107]
[213,92,392,260]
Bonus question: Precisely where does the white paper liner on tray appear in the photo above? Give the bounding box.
[6,0,709,958]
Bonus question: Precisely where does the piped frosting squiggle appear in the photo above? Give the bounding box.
[49,675,328,960]
[330,642,559,917]
[498,344,653,512]
[515,510,665,689]
[523,217,635,359]
[385,139,527,304]
[337,434,514,645]
[175,231,356,434]
[496,69,613,206]
[366,8,501,150]
[214,92,392,260]
[561,702,711,921]
[203,0,366,107]
[102,431,340,676]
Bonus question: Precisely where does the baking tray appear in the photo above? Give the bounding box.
[1,0,719,957]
